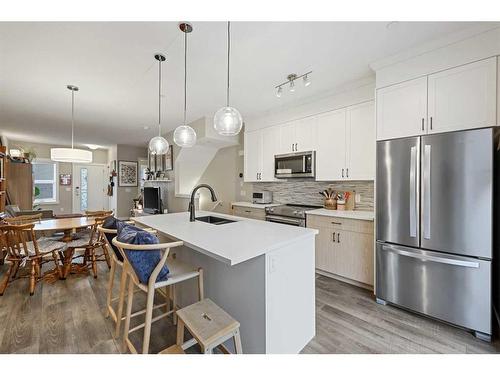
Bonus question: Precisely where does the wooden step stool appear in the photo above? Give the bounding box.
[173,298,242,354]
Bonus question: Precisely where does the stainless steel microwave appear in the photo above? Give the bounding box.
[274,151,315,179]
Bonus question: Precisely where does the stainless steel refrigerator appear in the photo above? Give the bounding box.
[376,127,496,341]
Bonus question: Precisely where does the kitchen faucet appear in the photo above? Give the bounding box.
[189,184,218,222]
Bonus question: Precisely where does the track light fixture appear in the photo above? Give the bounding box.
[275,71,312,98]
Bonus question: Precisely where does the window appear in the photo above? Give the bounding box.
[33,160,58,204]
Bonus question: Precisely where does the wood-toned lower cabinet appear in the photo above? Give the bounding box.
[307,214,374,288]
[231,205,266,221]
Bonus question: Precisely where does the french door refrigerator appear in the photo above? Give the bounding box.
[376,127,495,341]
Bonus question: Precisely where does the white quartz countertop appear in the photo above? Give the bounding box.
[231,201,281,209]
[305,209,375,221]
[132,211,318,266]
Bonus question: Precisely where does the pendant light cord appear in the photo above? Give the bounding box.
[158,57,162,136]
[184,28,188,126]
[226,21,230,107]
[71,89,75,149]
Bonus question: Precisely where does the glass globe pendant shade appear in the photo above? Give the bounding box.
[213,106,243,136]
[173,125,197,147]
[148,135,170,155]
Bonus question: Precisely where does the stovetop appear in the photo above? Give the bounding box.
[265,203,322,219]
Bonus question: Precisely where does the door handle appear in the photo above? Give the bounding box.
[337,233,340,243]
[346,168,349,178]
[381,244,479,268]
[430,116,433,130]
[409,146,417,238]
[421,118,424,131]
[332,232,336,242]
[423,144,431,240]
[342,168,344,178]
[295,143,298,151]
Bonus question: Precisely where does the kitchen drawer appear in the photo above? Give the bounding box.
[306,214,373,234]
[376,242,491,335]
[231,205,266,221]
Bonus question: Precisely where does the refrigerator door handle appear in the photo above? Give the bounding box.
[381,244,479,268]
[423,144,431,240]
[409,146,417,238]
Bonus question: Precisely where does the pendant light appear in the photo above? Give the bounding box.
[148,54,170,155]
[51,85,93,163]
[213,21,243,136]
[173,22,197,148]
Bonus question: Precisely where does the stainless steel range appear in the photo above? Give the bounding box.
[265,204,322,227]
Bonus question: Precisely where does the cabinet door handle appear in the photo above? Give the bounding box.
[346,168,349,178]
[430,116,433,130]
[245,210,252,213]
[421,118,425,131]
[332,232,336,242]
[291,143,294,152]
[342,168,344,178]
[331,221,342,225]
[295,143,298,151]
[337,233,340,243]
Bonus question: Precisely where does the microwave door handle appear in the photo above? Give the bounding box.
[302,155,306,172]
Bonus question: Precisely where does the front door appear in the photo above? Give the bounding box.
[72,164,108,214]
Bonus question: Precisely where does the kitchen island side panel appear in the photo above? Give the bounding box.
[171,244,266,353]
[265,235,316,353]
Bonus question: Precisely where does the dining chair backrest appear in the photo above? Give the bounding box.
[85,210,113,218]
[0,223,39,259]
[86,215,112,246]
[4,213,43,225]
[112,237,183,289]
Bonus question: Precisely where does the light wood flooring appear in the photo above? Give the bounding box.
[0,261,499,354]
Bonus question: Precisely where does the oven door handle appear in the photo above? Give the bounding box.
[266,215,303,226]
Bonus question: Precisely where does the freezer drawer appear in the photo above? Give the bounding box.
[376,242,491,335]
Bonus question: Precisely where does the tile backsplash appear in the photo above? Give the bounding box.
[252,180,374,211]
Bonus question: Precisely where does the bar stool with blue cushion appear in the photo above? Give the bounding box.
[113,223,204,354]
[98,217,158,338]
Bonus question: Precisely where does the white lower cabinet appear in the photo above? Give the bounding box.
[307,214,374,287]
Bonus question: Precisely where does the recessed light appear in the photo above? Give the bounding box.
[143,126,150,130]
[87,144,100,150]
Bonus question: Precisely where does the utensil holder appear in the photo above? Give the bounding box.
[324,198,337,210]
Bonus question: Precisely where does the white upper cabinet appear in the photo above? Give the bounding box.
[261,126,280,181]
[427,57,497,133]
[278,118,317,154]
[376,76,428,140]
[295,117,317,152]
[346,101,375,180]
[316,108,347,181]
[377,57,499,141]
[244,130,262,182]
[279,121,297,154]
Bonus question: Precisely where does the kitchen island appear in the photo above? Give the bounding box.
[132,211,317,354]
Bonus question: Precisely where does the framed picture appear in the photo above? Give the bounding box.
[59,173,72,185]
[161,145,173,171]
[118,160,138,186]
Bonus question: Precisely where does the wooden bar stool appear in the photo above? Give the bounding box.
[99,222,157,338]
[112,237,204,354]
[172,298,242,354]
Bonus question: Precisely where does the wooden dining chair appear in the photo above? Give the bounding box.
[99,222,158,338]
[85,210,113,218]
[0,223,66,296]
[63,215,110,278]
[112,237,204,354]
[3,213,43,225]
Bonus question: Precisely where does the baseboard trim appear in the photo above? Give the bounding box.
[316,269,374,291]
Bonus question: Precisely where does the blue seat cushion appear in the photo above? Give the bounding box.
[116,222,169,284]
[102,217,123,262]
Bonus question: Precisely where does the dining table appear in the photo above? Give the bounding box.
[34,216,97,279]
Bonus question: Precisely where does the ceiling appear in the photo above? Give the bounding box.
[0,21,490,148]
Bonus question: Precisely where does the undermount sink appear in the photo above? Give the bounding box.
[195,215,236,225]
